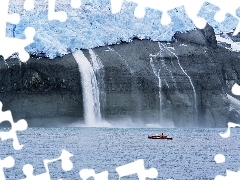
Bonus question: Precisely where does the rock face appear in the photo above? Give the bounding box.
[88,40,239,127]
[0,26,240,127]
[173,23,217,48]
[0,55,83,126]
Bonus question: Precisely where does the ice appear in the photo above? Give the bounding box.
[7,0,240,59]
[226,94,240,113]
[216,34,240,52]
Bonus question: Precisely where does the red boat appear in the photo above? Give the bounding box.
[148,134,173,140]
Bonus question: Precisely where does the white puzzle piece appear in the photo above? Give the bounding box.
[0,101,28,150]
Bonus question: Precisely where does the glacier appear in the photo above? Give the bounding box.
[8,0,239,59]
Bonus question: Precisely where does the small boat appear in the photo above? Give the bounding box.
[148,134,173,140]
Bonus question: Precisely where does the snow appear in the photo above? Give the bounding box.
[216,34,240,52]
[7,0,239,59]
[226,94,240,114]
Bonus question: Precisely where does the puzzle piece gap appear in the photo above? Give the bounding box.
[116,159,158,179]
[214,11,226,22]
[71,0,81,9]
[231,83,240,95]
[21,150,73,180]
[134,5,145,18]
[110,0,124,14]
[7,13,20,25]
[0,0,35,61]
[48,0,67,22]
[79,169,109,180]
[22,164,34,177]
[220,122,240,138]
[161,12,172,25]
[1,156,15,168]
[215,170,240,180]
[0,101,28,150]
[24,0,35,11]
[214,154,226,164]
[0,156,15,180]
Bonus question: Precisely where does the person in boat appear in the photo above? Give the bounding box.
[160,133,167,138]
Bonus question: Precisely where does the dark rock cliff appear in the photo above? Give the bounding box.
[0,25,240,127]
[0,55,83,126]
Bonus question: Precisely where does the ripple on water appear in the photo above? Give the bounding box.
[0,128,239,179]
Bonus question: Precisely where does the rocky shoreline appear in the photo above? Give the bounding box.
[1,25,240,127]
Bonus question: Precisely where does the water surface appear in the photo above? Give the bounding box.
[0,128,239,179]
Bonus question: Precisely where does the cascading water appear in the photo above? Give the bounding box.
[88,49,106,119]
[166,46,198,122]
[158,43,178,89]
[88,49,103,71]
[73,50,101,126]
[150,57,163,124]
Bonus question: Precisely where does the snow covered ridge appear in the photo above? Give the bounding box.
[216,34,240,52]
[4,0,240,60]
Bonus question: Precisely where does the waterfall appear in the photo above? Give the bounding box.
[73,50,101,125]
[88,49,106,119]
[88,49,103,71]
[150,58,163,124]
[166,46,198,121]
[158,43,178,89]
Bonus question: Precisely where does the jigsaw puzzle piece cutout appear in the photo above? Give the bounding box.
[48,0,67,22]
[71,0,81,9]
[232,83,240,95]
[0,27,35,62]
[21,164,51,180]
[110,0,124,14]
[0,118,28,150]
[130,0,185,25]
[220,83,240,138]
[43,149,74,172]
[6,13,20,25]
[21,149,73,180]
[207,0,240,22]
[79,169,109,180]
[220,122,240,138]
[0,156,15,180]
[110,0,240,30]
[0,0,35,62]
[206,0,240,35]
[0,0,19,37]
[116,159,158,180]
[44,149,73,171]
[182,0,207,29]
[0,101,28,150]
[24,0,35,11]
[111,0,207,27]
[215,169,240,180]
[0,101,13,122]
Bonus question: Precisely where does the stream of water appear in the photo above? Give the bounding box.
[73,50,101,125]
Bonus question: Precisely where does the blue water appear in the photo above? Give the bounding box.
[0,128,239,180]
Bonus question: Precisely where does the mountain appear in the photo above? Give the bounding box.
[1,1,240,127]
[1,23,240,127]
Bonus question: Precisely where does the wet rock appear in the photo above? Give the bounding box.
[0,26,239,127]
[0,54,83,126]
[173,23,217,48]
